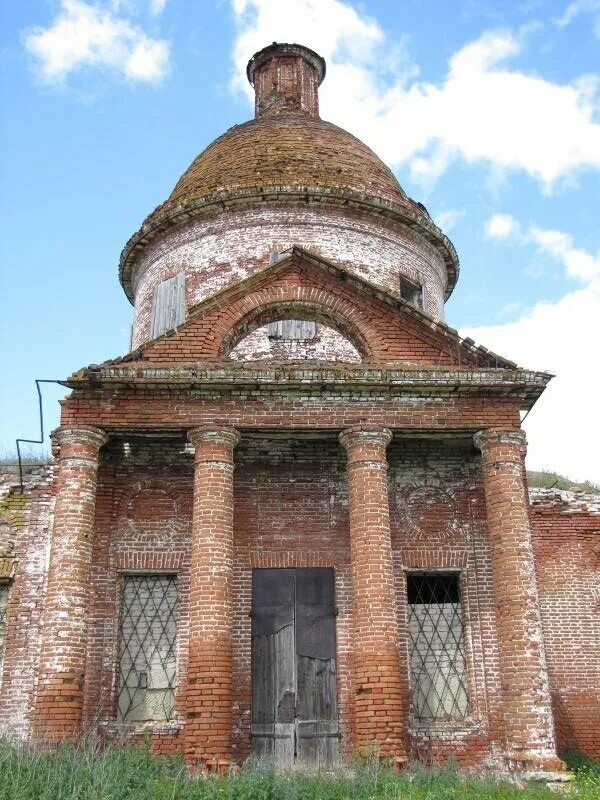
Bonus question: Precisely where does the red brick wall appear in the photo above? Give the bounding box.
[138,260,481,367]
[389,438,505,767]
[0,466,54,738]
[81,440,193,744]
[60,389,522,432]
[2,455,597,768]
[79,436,511,767]
[530,494,600,760]
[130,205,447,349]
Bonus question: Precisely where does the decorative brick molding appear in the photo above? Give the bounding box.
[185,427,240,770]
[33,426,107,743]
[474,429,563,771]
[340,426,407,763]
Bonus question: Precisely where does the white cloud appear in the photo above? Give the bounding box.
[484,215,600,282]
[465,226,600,483]
[528,226,600,281]
[231,0,600,188]
[554,0,600,36]
[434,209,465,232]
[24,0,170,85]
[485,213,520,239]
[465,280,600,483]
[148,0,166,14]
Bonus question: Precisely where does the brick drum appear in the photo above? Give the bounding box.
[0,42,596,778]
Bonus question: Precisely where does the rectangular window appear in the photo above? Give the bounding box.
[150,273,186,339]
[117,574,178,723]
[406,572,468,720]
[268,319,316,339]
[0,581,9,674]
[400,277,424,309]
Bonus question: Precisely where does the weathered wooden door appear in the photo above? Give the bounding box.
[251,568,338,769]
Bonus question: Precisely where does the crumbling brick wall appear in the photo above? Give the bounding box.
[530,489,600,759]
[0,465,54,739]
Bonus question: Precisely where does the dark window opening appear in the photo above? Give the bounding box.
[406,572,469,721]
[400,277,424,309]
[117,574,178,723]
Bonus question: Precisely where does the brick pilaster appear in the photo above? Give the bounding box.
[34,425,107,744]
[474,429,563,771]
[339,425,407,764]
[185,426,240,771]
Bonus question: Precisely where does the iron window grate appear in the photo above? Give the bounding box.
[406,572,469,721]
[117,574,178,723]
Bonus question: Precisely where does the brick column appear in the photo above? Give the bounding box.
[474,429,563,771]
[34,425,107,743]
[339,425,407,764]
[185,426,240,771]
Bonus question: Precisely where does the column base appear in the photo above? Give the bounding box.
[188,757,234,775]
[33,671,85,745]
[506,753,566,773]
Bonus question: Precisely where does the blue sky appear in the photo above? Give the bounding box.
[1,0,599,480]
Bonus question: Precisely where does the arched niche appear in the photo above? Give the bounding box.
[220,301,371,362]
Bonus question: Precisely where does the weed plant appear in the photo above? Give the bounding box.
[0,739,598,800]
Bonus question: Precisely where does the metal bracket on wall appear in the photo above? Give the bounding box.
[15,379,63,494]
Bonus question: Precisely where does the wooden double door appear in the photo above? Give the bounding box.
[251,568,339,768]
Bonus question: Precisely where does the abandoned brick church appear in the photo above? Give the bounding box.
[1,43,598,774]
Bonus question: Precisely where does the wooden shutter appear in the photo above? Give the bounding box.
[150,273,186,339]
[267,320,316,339]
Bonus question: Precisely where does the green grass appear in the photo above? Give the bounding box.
[0,740,598,800]
[527,471,600,494]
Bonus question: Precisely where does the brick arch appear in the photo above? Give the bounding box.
[217,292,375,361]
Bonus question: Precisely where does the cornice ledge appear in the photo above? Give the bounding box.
[119,185,459,303]
[64,363,553,392]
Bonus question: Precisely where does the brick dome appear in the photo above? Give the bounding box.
[155,114,411,218]
[120,43,459,310]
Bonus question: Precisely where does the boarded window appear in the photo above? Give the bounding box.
[150,273,186,339]
[400,277,424,309]
[0,581,8,673]
[406,572,469,720]
[268,320,316,339]
[117,574,178,723]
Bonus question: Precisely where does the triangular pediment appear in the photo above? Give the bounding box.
[92,247,519,371]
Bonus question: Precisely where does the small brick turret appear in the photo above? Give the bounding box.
[247,42,325,119]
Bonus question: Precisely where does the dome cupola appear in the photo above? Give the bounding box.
[121,43,459,351]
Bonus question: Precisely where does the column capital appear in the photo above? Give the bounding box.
[51,425,108,449]
[474,428,527,458]
[339,425,392,452]
[187,426,240,449]
[51,426,108,461]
